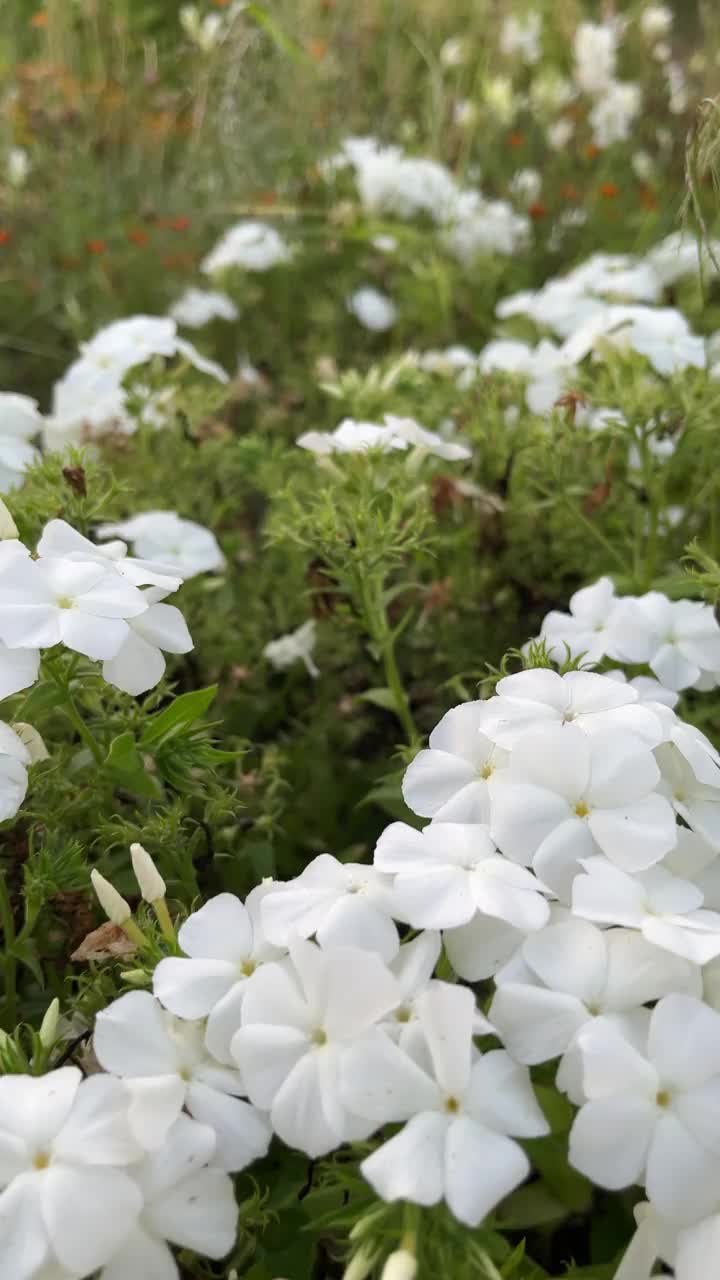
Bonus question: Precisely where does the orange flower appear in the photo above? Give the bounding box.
[306,38,327,60]
[167,216,190,232]
[126,228,149,246]
[561,183,579,201]
[30,9,48,27]
[86,239,107,255]
[508,132,525,148]
[599,182,619,199]
[528,201,547,220]
[584,144,600,161]
[0,229,12,245]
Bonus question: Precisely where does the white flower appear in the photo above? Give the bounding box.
[0,549,149,661]
[263,619,319,677]
[0,1067,142,1279]
[347,287,398,332]
[381,932,442,1044]
[537,576,628,664]
[628,310,706,376]
[340,982,548,1225]
[443,192,529,261]
[500,12,542,64]
[439,36,467,67]
[589,81,642,147]
[97,511,225,578]
[509,169,542,205]
[169,288,239,327]
[402,701,508,823]
[102,587,194,696]
[489,723,677,898]
[37,519,182,593]
[261,854,398,959]
[547,119,574,150]
[613,593,720,691]
[574,22,618,95]
[154,889,285,1063]
[656,740,720,849]
[0,393,42,491]
[490,918,699,1101]
[201,221,291,274]
[477,668,665,749]
[93,990,270,1170]
[0,720,32,820]
[569,995,720,1222]
[6,146,30,187]
[97,1113,237,1280]
[374,821,549,933]
[573,857,720,965]
[640,5,673,39]
[0,640,39,700]
[231,939,401,1157]
[297,415,471,461]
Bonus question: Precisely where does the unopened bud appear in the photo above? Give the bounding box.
[12,723,49,763]
[342,1248,377,1280]
[0,499,18,540]
[39,998,60,1048]
[130,843,166,903]
[120,969,151,986]
[381,1251,417,1280]
[90,869,131,925]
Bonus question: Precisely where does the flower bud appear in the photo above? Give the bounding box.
[130,843,166,903]
[11,723,49,762]
[0,499,18,540]
[381,1251,417,1280]
[90,869,131,925]
[39,998,60,1048]
[342,1247,377,1280]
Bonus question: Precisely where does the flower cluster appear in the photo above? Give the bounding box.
[0,517,193,702]
[45,656,717,1277]
[535,575,720,692]
[296,413,472,461]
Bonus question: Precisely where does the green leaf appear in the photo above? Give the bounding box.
[9,939,45,988]
[104,732,162,799]
[357,686,398,712]
[523,1135,592,1213]
[495,1183,569,1230]
[141,686,217,748]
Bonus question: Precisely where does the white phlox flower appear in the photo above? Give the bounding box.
[263,619,319,677]
[260,852,399,960]
[231,938,401,1157]
[97,511,225,577]
[93,989,271,1170]
[340,981,549,1225]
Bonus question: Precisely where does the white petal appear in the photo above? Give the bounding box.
[646,1112,720,1222]
[489,985,588,1064]
[52,1074,140,1165]
[523,918,607,1001]
[322,948,400,1039]
[94,991,177,1076]
[445,1116,529,1226]
[271,1052,344,1157]
[316,897,399,962]
[416,982,474,1097]
[205,983,248,1065]
[402,749,482,819]
[99,1226,177,1280]
[340,1033,440,1125]
[125,1077,186,1150]
[0,1067,80,1150]
[444,915,524,980]
[43,1165,142,1274]
[231,1024,309,1108]
[186,1082,270,1171]
[569,1097,655,1188]
[464,1050,549,1136]
[146,1166,237,1258]
[102,630,166,695]
[153,957,236,1019]
[0,1176,49,1280]
[179,893,253,961]
[648,994,720,1088]
[361,1111,449,1206]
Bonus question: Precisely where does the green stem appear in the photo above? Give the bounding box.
[356,574,418,747]
[43,656,104,765]
[0,870,17,1031]
[561,494,627,575]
